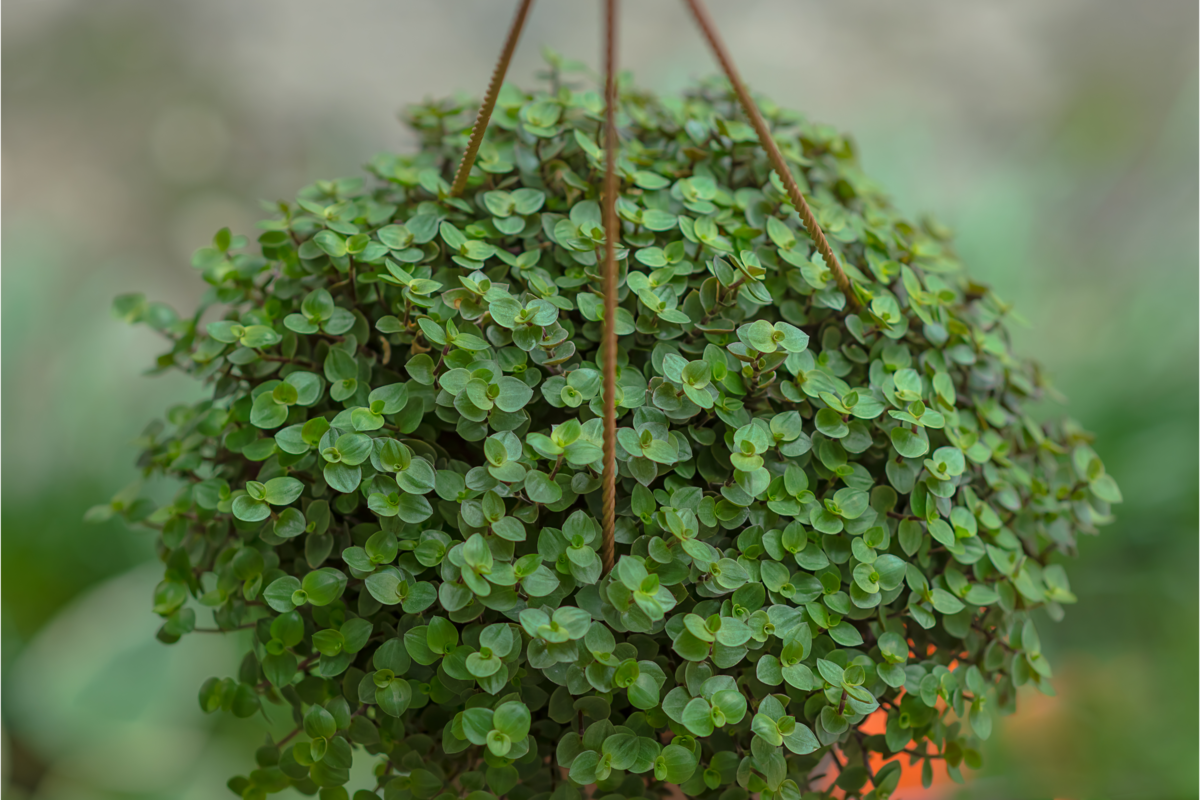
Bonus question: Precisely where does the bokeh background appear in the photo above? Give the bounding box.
[3,1,1196,798]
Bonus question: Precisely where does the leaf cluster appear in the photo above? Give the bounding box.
[100,59,1118,800]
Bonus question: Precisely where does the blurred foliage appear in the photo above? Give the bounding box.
[1,2,1195,800]
[2,482,151,639]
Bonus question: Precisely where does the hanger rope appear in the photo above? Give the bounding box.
[449,0,535,198]
[682,0,857,308]
[600,0,620,574]
[450,0,858,576]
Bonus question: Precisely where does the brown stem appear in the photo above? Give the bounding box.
[433,344,452,376]
[449,0,535,197]
[682,0,857,308]
[854,730,877,787]
[902,747,944,760]
[276,725,302,747]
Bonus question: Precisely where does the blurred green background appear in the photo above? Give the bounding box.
[2,1,1195,798]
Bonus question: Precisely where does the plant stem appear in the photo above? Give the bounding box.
[276,725,302,747]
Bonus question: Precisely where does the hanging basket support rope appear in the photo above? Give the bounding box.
[450,0,857,575]
[600,0,620,575]
[682,0,858,310]
[449,0,535,198]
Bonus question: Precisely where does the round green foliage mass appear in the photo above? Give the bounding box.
[101,63,1119,800]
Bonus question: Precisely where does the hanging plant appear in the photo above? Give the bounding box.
[95,3,1119,799]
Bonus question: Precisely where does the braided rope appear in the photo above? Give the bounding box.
[682,0,857,308]
[600,0,620,575]
[455,0,843,572]
[449,0,535,197]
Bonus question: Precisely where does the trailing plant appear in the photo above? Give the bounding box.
[97,59,1120,800]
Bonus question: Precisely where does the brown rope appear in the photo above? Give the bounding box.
[682,0,858,308]
[600,0,620,575]
[449,0,535,197]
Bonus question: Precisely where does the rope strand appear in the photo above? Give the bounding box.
[600,0,620,575]
[449,0,535,197]
[682,0,857,308]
